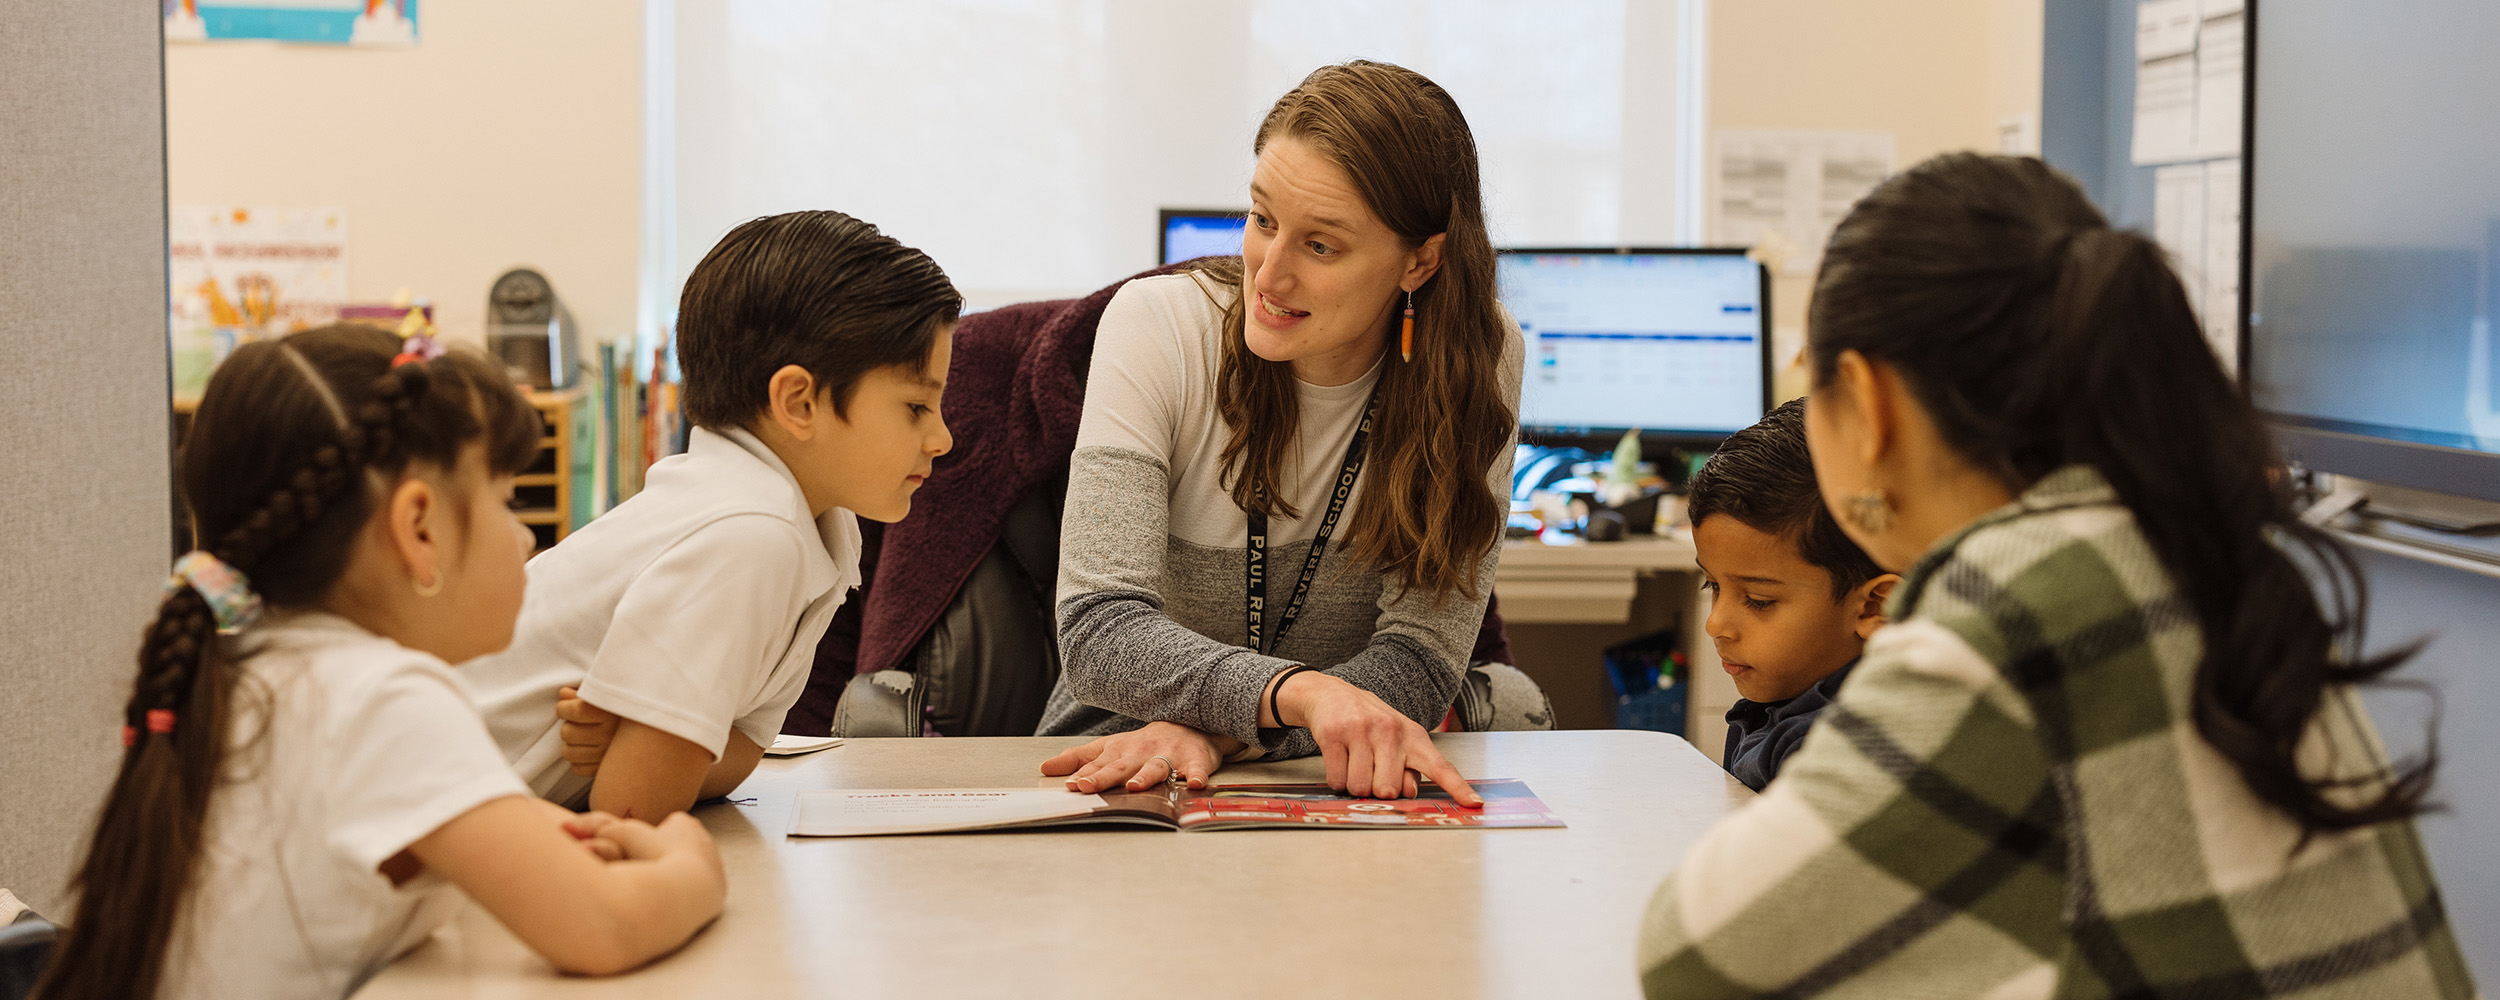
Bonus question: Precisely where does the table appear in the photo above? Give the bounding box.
[357,731,1751,1000]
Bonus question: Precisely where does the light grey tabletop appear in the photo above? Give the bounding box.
[355,730,1751,999]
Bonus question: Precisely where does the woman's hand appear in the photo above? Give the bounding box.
[1273,671,1482,805]
[1040,721,1225,793]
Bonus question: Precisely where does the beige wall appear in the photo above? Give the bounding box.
[1633,0,2042,745]
[1986,0,2048,153]
[1710,0,2043,399]
[165,1,644,349]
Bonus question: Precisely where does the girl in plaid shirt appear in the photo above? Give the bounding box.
[1638,153,2473,999]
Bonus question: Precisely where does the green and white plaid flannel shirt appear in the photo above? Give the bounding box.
[1639,465,2475,999]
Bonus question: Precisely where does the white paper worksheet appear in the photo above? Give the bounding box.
[2131,0,2201,164]
[2201,158,2243,372]
[765,734,844,757]
[1711,129,1896,276]
[2192,8,2245,158]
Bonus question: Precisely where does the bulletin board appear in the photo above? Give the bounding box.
[167,206,349,398]
[163,0,418,46]
[2131,0,2246,374]
[2043,0,2246,376]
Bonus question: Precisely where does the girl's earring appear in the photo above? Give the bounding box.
[1844,488,1896,535]
[412,569,444,598]
[1399,289,1415,363]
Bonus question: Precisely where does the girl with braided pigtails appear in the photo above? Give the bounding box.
[34,325,725,1000]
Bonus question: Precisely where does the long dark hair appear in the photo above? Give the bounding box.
[1808,152,2431,835]
[35,325,539,1000]
[1199,60,1514,600]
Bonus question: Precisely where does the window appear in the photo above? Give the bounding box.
[659,0,1707,317]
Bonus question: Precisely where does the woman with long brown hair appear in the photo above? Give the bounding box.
[1037,61,1521,802]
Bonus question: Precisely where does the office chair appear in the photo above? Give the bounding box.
[832,471,1065,739]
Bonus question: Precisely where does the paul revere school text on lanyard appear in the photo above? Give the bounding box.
[1246,382,1381,655]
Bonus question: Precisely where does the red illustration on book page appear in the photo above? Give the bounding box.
[1174,779,1564,830]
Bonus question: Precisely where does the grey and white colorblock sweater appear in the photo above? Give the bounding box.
[1038,272,1523,760]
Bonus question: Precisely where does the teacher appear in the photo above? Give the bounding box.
[1037,61,1522,803]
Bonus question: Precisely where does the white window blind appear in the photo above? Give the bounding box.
[664,0,1704,314]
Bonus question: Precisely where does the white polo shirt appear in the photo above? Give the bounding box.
[461,426,861,806]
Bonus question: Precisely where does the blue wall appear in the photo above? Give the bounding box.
[2041,0,2157,229]
[2043,0,2494,980]
[2354,549,2500,978]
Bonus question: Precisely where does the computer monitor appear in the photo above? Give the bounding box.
[1498,248,1771,448]
[1159,208,1246,266]
[2247,0,2500,503]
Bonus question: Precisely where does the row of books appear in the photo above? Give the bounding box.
[574,338,686,527]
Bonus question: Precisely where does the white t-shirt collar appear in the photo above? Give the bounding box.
[1293,349,1387,403]
[686,425,861,600]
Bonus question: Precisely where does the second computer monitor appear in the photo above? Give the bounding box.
[1159,209,1248,266]
[1497,248,1770,444]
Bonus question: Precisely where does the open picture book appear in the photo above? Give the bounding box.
[789,779,1564,837]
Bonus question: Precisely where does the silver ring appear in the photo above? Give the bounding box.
[1149,755,1178,785]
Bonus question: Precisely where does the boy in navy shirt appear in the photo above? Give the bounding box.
[1688,398,1898,790]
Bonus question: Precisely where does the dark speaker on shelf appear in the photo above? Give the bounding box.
[485,267,579,389]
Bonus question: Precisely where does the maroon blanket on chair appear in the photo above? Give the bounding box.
[784,265,1510,736]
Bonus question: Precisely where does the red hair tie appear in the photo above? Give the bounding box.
[146,709,177,734]
[120,725,137,748]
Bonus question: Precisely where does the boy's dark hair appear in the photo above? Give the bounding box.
[1686,397,1884,600]
[678,210,962,430]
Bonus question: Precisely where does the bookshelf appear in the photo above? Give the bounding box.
[520,387,587,553]
[174,389,586,556]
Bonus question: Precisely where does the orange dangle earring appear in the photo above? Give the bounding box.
[1399,289,1416,363]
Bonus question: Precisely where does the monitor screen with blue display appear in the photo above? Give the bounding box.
[1497,248,1770,441]
[1159,209,1247,266]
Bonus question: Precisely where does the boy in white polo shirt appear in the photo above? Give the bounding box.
[462,210,958,819]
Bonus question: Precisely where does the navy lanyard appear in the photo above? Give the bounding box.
[1246,383,1381,655]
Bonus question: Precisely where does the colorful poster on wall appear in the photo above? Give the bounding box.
[169,207,349,398]
[164,0,418,46]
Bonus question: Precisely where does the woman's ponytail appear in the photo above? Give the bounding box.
[1809,153,2431,838]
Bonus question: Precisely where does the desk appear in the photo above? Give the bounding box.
[1495,534,1697,625]
[357,731,1751,1000]
[1494,535,1737,756]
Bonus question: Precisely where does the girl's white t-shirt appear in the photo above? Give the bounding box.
[162,611,528,1000]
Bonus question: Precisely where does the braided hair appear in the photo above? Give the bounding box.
[37,325,538,1000]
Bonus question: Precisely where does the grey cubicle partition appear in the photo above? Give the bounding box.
[0,0,174,917]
